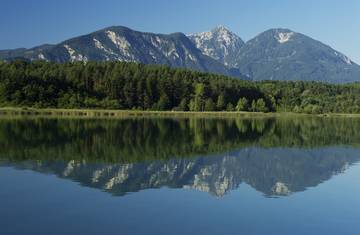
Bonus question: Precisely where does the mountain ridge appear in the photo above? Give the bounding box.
[1,25,360,83]
[0,25,243,78]
[235,28,360,83]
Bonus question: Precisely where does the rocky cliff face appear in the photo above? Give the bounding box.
[188,25,245,68]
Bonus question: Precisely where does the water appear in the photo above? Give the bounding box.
[0,117,359,235]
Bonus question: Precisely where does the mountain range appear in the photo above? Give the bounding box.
[1,25,360,83]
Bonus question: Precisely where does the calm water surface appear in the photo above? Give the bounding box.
[0,117,360,235]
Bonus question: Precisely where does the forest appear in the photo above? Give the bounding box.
[0,60,359,114]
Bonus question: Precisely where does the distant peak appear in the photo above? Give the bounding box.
[103,25,132,32]
[259,28,296,43]
[212,25,238,37]
[264,28,295,35]
[213,25,229,31]
[187,25,234,37]
[274,28,293,32]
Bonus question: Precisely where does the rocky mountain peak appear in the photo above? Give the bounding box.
[188,25,244,67]
[236,28,360,83]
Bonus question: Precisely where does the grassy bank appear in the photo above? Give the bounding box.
[0,107,359,119]
[0,107,279,119]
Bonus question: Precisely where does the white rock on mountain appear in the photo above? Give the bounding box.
[276,32,295,43]
[187,25,245,68]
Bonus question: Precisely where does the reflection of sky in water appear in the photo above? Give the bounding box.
[1,160,360,235]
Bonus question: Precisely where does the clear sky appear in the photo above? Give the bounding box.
[1,0,359,63]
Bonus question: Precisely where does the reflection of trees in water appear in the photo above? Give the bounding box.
[0,117,359,163]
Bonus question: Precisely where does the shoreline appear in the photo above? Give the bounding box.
[0,107,359,119]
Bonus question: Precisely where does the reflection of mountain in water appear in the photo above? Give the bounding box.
[2,147,359,197]
[1,117,360,197]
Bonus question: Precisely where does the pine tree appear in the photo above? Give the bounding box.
[216,94,225,111]
[251,100,257,112]
[256,99,267,112]
[194,83,205,111]
[226,103,235,111]
[236,97,248,111]
[204,98,215,111]
[157,93,170,110]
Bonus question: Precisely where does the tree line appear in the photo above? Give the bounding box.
[0,60,359,113]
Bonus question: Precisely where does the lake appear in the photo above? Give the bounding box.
[1,116,360,235]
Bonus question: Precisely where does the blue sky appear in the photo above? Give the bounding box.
[1,0,359,63]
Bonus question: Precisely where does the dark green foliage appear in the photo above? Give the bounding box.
[0,61,268,111]
[257,80,360,114]
[0,60,359,113]
[236,97,249,111]
[251,98,267,112]
[216,94,226,111]
[204,98,216,111]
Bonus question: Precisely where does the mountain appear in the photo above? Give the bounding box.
[187,27,360,83]
[1,25,360,83]
[0,26,241,78]
[187,25,244,68]
[234,28,360,83]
